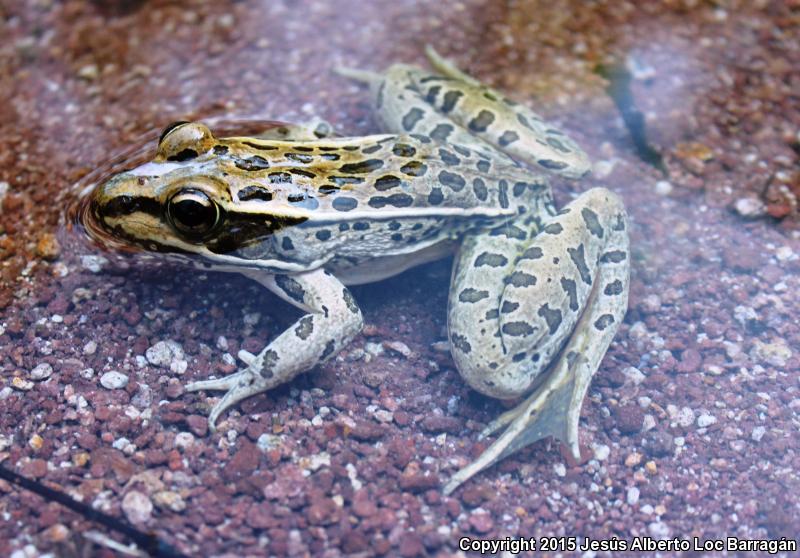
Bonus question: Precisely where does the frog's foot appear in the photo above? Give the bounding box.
[185,268,363,432]
[444,187,630,494]
[444,338,591,494]
[185,367,264,431]
[423,45,481,87]
[334,67,384,86]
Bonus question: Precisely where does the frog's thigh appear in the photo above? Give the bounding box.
[186,268,363,429]
[445,187,629,490]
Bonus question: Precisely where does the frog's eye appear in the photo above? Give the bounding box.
[167,188,220,238]
[157,121,215,162]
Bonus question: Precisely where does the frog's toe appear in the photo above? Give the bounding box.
[334,66,383,85]
[186,369,264,431]
[444,354,585,495]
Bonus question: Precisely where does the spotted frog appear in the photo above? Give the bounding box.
[80,48,630,493]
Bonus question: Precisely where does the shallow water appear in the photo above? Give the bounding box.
[1,1,799,556]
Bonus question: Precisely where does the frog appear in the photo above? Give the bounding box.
[79,47,630,494]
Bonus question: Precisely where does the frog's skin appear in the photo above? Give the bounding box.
[81,47,629,494]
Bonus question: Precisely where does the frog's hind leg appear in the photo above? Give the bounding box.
[443,187,629,494]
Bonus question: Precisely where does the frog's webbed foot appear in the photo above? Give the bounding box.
[423,45,481,87]
[444,336,591,494]
[444,188,630,494]
[185,269,363,432]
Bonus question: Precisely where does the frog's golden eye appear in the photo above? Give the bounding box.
[157,121,215,162]
[167,188,220,238]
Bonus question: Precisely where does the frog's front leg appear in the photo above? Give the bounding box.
[444,188,629,494]
[185,268,363,430]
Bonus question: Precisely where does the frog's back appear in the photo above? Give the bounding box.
[220,132,546,219]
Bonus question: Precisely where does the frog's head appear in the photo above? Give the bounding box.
[80,121,307,263]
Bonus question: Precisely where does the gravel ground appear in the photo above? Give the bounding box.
[1,1,799,556]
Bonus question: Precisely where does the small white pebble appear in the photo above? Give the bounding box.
[553,463,566,477]
[122,490,153,523]
[216,336,229,351]
[623,366,646,385]
[697,413,717,428]
[51,314,63,323]
[174,432,195,450]
[29,363,53,381]
[751,426,766,442]
[83,340,97,355]
[383,340,412,358]
[592,444,610,461]
[775,246,794,261]
[100,371,129,390]
[374,409,393,423]
[311,415,324,427]
[627,486,640,505]
[257,433,282,452]
[655,180,673,196]
[734,197,765,217]
[80,255,108,273]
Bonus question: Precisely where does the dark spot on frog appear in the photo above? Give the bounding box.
[290,168,316,179]
[468,110,495,132]
[438,148,460,166]
[392,143,417,157]
[425,85,441,104]
[288,193,319,210]
[401,108,425,131]
[234,155,270,171]
[353,221,370,231]
[400,161,428,177]
[281,237,294,251]
[472,178,488,201]
[429,123,454,142]
[269,172,292,183]
[338,159,384,174]
[427,188,444,205]
[242,141,279,151]
[361,144,382,154]
[498,131,519,146]
[538,159,568,170]
[368,193,414,208]
[440,90,464,113]
[332,197,359,211]
[438,170,466,191]
[275,275,306,304]
[374,175,402,191]
[315,229,331,241]
[238,185,273,202]
[320,340,337,360]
